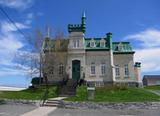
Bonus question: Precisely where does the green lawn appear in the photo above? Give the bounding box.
[1,85,160,102]
[0,86,57,100]
[66,86,160,102]
[144,85,160,90]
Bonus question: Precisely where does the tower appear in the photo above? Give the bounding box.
[81,12,86,33]
[134,62,143,87]
[68,12,86,33]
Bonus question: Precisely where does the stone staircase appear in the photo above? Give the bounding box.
[58,79,78,97]
[43,99,63,107]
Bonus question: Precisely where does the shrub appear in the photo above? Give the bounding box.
[31,77,43,85]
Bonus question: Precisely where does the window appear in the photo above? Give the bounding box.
[90,40,95,47]
[124,64,129,76]
[49,66,54,75]
[118,43,123,51]
[73,39,80,48]
[100,39,106,47]
[115,65,120,77]
[100,41,105,47]
[73,40,76,48]
[101,63,106,75]
[91,63,96,75]
[59,64,64,75]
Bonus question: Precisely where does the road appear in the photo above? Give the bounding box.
[0,104,160,116]
[0,104,37,116]
[48,108,160,116]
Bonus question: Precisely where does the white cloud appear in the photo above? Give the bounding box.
[124,28,160,48]
[1,21,30,32]
[27,13,34,19]
[0,0,34,10]
[25,13,34,24]
[135,48,160,72]
[124,28,160,73]
[0,20,31,78]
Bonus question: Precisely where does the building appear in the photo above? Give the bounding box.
[143,75,160,86]
[42,13,142,87]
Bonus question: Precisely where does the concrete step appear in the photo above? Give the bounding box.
[43,99,63,107]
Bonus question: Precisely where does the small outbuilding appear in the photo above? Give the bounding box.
[143,75,160,86]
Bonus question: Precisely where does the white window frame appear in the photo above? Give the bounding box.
[100,39,106,47]
[115,65,120,77]
[101,63,106,75]
[91,63,96,75]
[118,43,123,51]
[73,39,80,48]
[90,39,95,48]
[124,64,129,77]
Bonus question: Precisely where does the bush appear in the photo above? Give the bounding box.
[31,77,43,85]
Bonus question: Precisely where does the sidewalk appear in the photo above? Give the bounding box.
[21,107,57,116]
[20,97,66,116]
[148,90,160,96]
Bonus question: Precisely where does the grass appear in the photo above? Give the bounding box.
[66,86,160,102]
[0,86,58,100]
[144,85,160,90]
[1,85,160,102]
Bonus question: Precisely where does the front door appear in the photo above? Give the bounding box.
[72,60,80,81]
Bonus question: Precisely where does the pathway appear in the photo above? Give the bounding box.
[147,90,160,96]
[20,97,66,116]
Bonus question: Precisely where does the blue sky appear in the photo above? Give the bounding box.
[0,0,160,87]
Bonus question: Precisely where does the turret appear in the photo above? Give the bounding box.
[81,12,86,33]
[106,32,112,50]
[68,12,86,33]
[43,27,51,53]
[134,62,143,87]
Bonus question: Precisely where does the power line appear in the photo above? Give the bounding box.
[0,6,28,40]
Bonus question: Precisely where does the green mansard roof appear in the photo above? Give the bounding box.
[112,42,135,54]
[43,37,134,54]
[84,38,134,53]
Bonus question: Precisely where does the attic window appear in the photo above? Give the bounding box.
[118,43,123,51]
[100,39,106,47]
[90,39,95,47]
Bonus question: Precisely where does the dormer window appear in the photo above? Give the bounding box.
[100,39,106,47]
[118,42,123,51]
[90,39,95,47]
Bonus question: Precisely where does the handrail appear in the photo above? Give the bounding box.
[41,88,49,106]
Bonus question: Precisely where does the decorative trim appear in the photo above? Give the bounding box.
[85,49,110,51]
[113,51,135,54]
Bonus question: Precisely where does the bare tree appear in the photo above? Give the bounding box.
[14,28,44,81]
[15,27,68,88]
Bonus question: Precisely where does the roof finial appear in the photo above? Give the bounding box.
[82,11,86,18]
[47,26,50,38]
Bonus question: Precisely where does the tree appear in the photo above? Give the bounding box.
[15,27,68,87]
